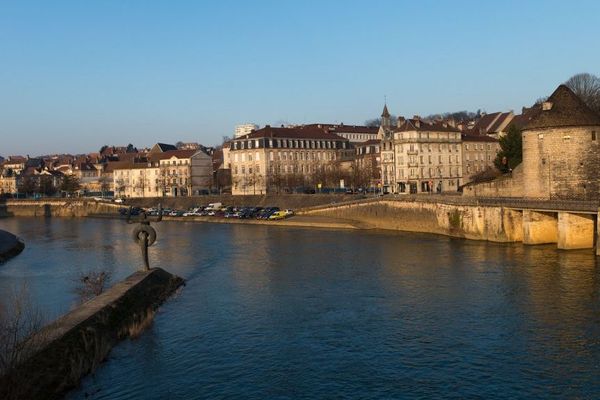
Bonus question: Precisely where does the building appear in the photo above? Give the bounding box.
[392,117,463,194]
[113,161,161,198]
[469,111,514,138]
[461,134,500,184]
[229,125,350,195]
[521,85,600,200]
[353,139,381,187]
[234,124,259,138]
[190,150,213,195]
[378,105,396,193]
[305,123,379,143]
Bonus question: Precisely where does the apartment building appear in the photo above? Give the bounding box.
[461,134,500,184]
[229,125,350,195]
[389,117,463,194]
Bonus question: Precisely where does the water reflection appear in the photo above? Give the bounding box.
[0,218,599,398]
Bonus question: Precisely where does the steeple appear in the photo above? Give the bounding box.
[381,103,391,129]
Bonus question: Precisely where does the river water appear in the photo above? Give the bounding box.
[1,217,599,399]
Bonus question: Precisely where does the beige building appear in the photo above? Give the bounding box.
[113,162,161,198]
[229,125,350,195]
[521,85,600,200]
[461,134,500,184]
[391,118,463,194]
[112,149,212,198]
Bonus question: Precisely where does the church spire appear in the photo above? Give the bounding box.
[381,103,391,129]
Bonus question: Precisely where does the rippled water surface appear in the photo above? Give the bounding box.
[1,217,599,399]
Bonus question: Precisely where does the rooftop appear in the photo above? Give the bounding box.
[523,84,600,130]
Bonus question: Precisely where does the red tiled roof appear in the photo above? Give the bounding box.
[148,149,198,161]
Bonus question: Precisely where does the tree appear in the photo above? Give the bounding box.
[494,125,522,173]
[60,174,81,195]
[37,176,56,197]
[99,145,108,154]
[17,176,36,197]
[365,115,398,127]
[175,141,184,149]
[99,176,112,197]
[565,73,600,114]
[125,143,136,153]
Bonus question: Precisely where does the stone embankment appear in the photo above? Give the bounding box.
[0,268,184,400]
[300,198,524,242]
[3,199,121,217]
[0,229,25,262]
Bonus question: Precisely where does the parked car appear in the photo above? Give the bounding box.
[268,211,288,220]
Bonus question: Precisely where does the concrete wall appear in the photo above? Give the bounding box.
[303,200,524,243]
[0,268,184,400]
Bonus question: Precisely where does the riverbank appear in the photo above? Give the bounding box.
[0,229,24,262]
[89,213,371,231]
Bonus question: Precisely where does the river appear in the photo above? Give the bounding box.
[0,217,599,399]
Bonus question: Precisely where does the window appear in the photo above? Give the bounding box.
[593,131,597,141]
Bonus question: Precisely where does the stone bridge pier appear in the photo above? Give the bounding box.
[522,210,558,245]
[557,212,596,250]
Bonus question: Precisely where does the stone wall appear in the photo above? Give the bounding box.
[522,126,600,200]
[0,268,184,400]
[3,200,121,217]
[462,164,524,198]
[302,200,523,243]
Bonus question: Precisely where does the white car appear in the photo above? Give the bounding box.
[114,198,125,204]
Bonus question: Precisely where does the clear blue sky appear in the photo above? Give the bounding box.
[1,0,599,156]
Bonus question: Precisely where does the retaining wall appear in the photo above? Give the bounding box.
[0,268,184,400]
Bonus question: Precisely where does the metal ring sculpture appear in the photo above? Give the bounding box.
[126,204,163,271]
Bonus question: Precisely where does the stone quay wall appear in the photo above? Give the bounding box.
[0,268,184,400]
[301,199,524,243]
[2,199,121,217]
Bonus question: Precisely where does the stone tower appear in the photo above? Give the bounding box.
[521,84,600,200]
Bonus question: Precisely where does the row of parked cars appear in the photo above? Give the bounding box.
[119,203,295,221]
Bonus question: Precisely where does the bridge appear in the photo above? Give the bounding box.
[299,195,600,255]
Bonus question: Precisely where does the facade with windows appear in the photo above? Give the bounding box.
[385,117,463,194]
[229,125,350,195]
[461,134,500,184]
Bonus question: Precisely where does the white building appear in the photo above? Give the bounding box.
[234,124,259,138]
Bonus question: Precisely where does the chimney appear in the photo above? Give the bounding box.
[414,120,420,128]
[542,101,553,111]
[397,116,405,127]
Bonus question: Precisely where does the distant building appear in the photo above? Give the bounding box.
[234,124,259,138]
[305,123,379,143]
[469,111,514,138]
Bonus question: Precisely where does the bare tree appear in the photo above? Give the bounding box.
[72,271,112,304]
[565,73,600,113]
[0,284,44,378]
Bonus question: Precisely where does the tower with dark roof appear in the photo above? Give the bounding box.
[521,84,600,200]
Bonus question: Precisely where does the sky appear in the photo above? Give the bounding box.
[1,0,599,156]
